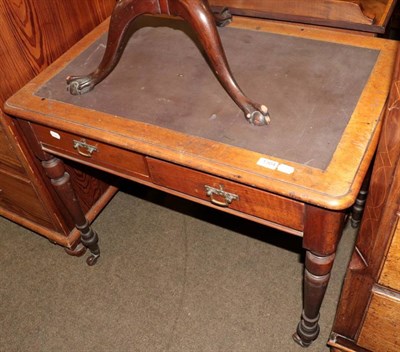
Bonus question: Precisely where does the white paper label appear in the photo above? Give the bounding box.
[257,158,295,174]
[49,131,61,140]
[257,158,279,170]
[277,164,295,174]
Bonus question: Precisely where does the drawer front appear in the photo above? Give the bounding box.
[0,170,54,229]
[0,124,26,176]
[32,124,149,180]
[358,290,400,352]
[379,214,400,291]
[148,158,304,231]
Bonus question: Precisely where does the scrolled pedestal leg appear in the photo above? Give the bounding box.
[171,0,270,125]
[41,156,100,265]
[66,0,269,125]
[66,0,152,96]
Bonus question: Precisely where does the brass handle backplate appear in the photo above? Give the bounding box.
[205,184,239,207]
[73,139,98,158]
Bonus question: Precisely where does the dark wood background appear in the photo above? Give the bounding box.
[0,0,115,108]
[0,0,116,241]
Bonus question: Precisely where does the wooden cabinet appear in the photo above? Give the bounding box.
[328,46,400,352]
[0,0,116,251]
[357,289,400,351]
[380,218,400,290]
[356,213,400,352]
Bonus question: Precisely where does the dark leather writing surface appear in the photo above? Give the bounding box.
[36,17,378,169]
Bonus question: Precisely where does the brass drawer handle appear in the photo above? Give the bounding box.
[73,139,98,158]
[205,185,239,207]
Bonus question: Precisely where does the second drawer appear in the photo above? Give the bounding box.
[148,158,304,231]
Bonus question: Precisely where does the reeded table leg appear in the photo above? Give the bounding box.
[66,0,270,125]
[293,206,345,347]
[41,155,100,266]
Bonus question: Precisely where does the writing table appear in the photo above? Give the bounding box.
[4,16,396,347]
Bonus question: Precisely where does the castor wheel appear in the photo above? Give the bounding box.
[64,243,87,257]
[292,316,320,348]
[292,332,313,348]
[86,254,100,266]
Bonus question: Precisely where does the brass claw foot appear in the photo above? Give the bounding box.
[66,75,96,95]
[245,104,271,126]
[214,7,232,27]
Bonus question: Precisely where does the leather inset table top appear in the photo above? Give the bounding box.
[36,17,379,170]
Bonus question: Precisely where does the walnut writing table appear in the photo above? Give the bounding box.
[4,16,396,347]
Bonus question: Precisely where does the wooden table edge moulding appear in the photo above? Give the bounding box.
[4,11,397,348]
[209,0,398,34]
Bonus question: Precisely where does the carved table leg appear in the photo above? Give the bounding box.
[41,155,100,266]
[351,167,372,228]
[66,0,269,126]
[293,206,345,347]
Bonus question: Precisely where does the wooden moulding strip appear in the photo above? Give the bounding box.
[210,0,374,24]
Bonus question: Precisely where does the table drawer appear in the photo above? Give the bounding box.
[148,158,304,231]
[32,124,149,180]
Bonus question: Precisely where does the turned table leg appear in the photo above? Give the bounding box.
[293,206,345,347]
[41,155,100,266]
[351,167,372,228]
[66,0,269,125]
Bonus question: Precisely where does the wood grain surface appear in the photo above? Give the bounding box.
[379,212,400,290]
[0,0,115,245]
[358,289,400,352]
[0,0,115,108]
